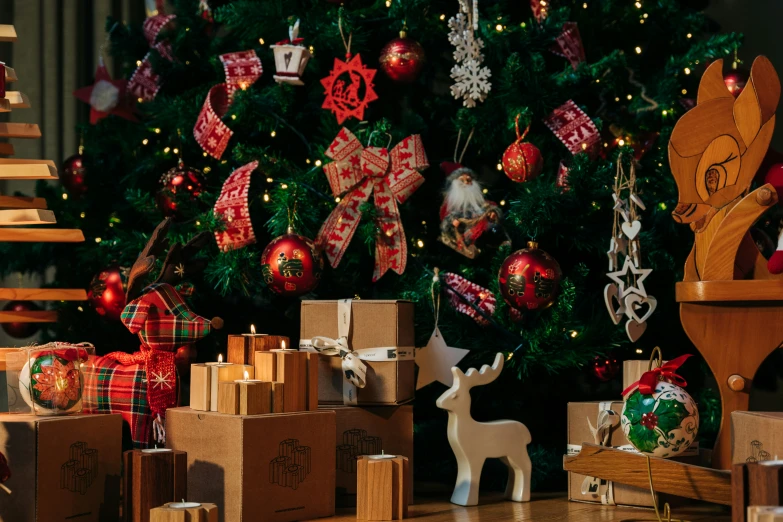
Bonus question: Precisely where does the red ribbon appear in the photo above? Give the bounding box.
[317,127,428,281]
[128,14,176,102]
[275,37,304,46]
[213,160,258,251]
[621,354,693,397]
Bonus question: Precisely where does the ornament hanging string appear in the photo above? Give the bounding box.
[627,68,659,113]
[614,154,642,288]
[453,127,475,164]
[431,267,442,337]
[338,15,353,59]
[514,114,530,145]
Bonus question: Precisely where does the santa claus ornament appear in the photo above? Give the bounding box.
[270,18,311,85]
[502,116,543,183]
[439,153,509,259]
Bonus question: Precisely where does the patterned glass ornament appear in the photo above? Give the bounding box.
[261,230,324,297]
[621,381,699,458]
[498,241,562,311]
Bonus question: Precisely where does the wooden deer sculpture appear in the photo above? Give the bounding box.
[436,353,532,506]
[670,56,783,469]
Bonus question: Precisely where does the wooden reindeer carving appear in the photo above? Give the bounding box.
[670,56,783,469]
[436,353,532,506]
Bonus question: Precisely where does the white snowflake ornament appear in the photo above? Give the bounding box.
[448,1,491,107]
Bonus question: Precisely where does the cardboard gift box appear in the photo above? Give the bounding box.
[166,407,336,522]
[300,300,415,405]
[0,413,122,522]
[323,405,413,506]
[731,411,783,464]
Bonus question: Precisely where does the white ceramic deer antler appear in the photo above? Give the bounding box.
[436,353,532,506]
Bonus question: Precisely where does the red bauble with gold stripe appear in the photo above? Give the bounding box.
[260,230,324,297]
[379,31,425,83]
[498,241,562,311]
[502,121,543,183]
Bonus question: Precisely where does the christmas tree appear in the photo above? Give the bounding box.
[1,0,743,487]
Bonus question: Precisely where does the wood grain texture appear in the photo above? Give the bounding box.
[357,456,409,520]
[0,209,55,225]
[227,334,289,364]
[124,449,188,522]
[149,503,218,522]
[239,381,270,415]
[0,25,16,42]
[254,351,277,381]
[733,463,750,522]
[217,382,240,415]
[563,443,731,505]
[676,280,783,301]
[0,163,57,179]
[4,66,17,82]
[276,350,307,412]
[272,382,285,413]
[4,92,30,109]
[0,228,84,242]
[0,310,57,323]
[0,99,9,113]
[748,462,783,507]
[189,364,211,411]
[306,352,319,411]
[0,123,41,139]
[207,364,250,412]
[303,494,730,522]
[0,196,46,209]
[0,143,15,156]
[0,288,85,300]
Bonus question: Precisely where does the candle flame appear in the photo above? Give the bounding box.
[218,354,223,364]
[250,324,256,335]
[244,370,250,381]
[281,340,286,350]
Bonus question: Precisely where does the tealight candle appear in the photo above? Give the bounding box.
[227,327,291,365]
[124,449,187,522]
[190,355,250,412]
[357,454,410,520]
[168,501,201,509]
[150,501,218,522]
[141,447,172,453]
[235,370,263,383]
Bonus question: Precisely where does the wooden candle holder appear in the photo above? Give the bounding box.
[190,363,251,411]
[254,350,318,412]
[732,461,783,522]
[227,333,290,364]
[217,381,272,415]
[150,502,218,522]
[356,455,409,520]
[124,449,187,522]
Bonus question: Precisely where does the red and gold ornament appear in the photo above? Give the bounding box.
[592,354,620,382]
[498,241,562,311]
[724,67,750,98]
[379,30,425,83]
[156,161,206,217]
[502,117,543,183]
[61,153,88,197]
[321,53,378,124]
[88,265,129,321]
[261,229,323,297]
[1,301,42,339]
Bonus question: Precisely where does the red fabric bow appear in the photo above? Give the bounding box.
[317,128,428,281]
[621,354,692,397]
[275,37,304,46]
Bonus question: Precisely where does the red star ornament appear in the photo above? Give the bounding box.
[321,54,378,124]
[73,62,137,124]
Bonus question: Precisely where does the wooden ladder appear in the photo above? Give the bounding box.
[0,24,87,327]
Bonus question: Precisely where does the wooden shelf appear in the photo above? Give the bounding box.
[0,209,55,225]
[0,160,58,180]
[0,196,47,209]
[563,443,731,506]
[5,91,30,109]
[0,310,57,323]
[4,66,17,83]
[0,288,86,301]
[0,123,41,139]
[0,229,85,242]
[0,143,14,156]
[676,280,783,302]
[0,25,17,42]
[0,99,9,113]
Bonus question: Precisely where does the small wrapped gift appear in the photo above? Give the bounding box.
[300,300,414,406]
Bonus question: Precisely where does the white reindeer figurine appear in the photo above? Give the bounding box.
[436,352,532,506]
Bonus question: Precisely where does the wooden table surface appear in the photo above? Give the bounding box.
[319,493,731,521]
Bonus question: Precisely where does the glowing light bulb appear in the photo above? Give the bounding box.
[495,24,503,32]
[496,163,503,171]
[635,46,642,54]
[258,38,265,45]
[684,67,691,75]
[263,193,270,202]
[315,159,322,167]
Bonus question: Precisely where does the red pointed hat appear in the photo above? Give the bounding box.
[440,161,475,181]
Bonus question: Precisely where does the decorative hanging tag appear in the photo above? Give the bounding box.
[74,58,138,124]
[321,54,378,124]
[543,100,600,156]
[442,272,496,326]
[128,14,176,102]
[213,160,258,252]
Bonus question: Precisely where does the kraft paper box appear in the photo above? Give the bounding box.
[322,405,413,506]
[300,300,415,405]
[0,413,122,522]
[731,411,783,464]
[166,407,336,522]
[567,401,657,508]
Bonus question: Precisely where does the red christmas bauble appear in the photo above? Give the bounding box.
[379,32,425,83]
[724,67,750,98]
[260,231,324,297]
[498,241,562,311]
[502,141,543,183]
[174,345,197,379]
[592,354,620,382]
[61,154,87,197]
[156,163,206,217]
[1,301,42,339]
[87,266,129,321]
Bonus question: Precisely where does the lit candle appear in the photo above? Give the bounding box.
[168,500,202,509]
[242,324,267,337]
[235,370,262,383]
[205,354,229,366]
[281,339,286,350]
[368,450,397,460]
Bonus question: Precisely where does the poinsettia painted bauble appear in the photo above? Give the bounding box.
[156,162,206,217]
[1,301,42,338]
[87,265,128,321]
[724,67,750,98]
[621,381,699,458]
[62,154,87,197]
[20,351,84,414]
[379,31,425,83]
[498,241,562,311]
[260,230,323,297]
